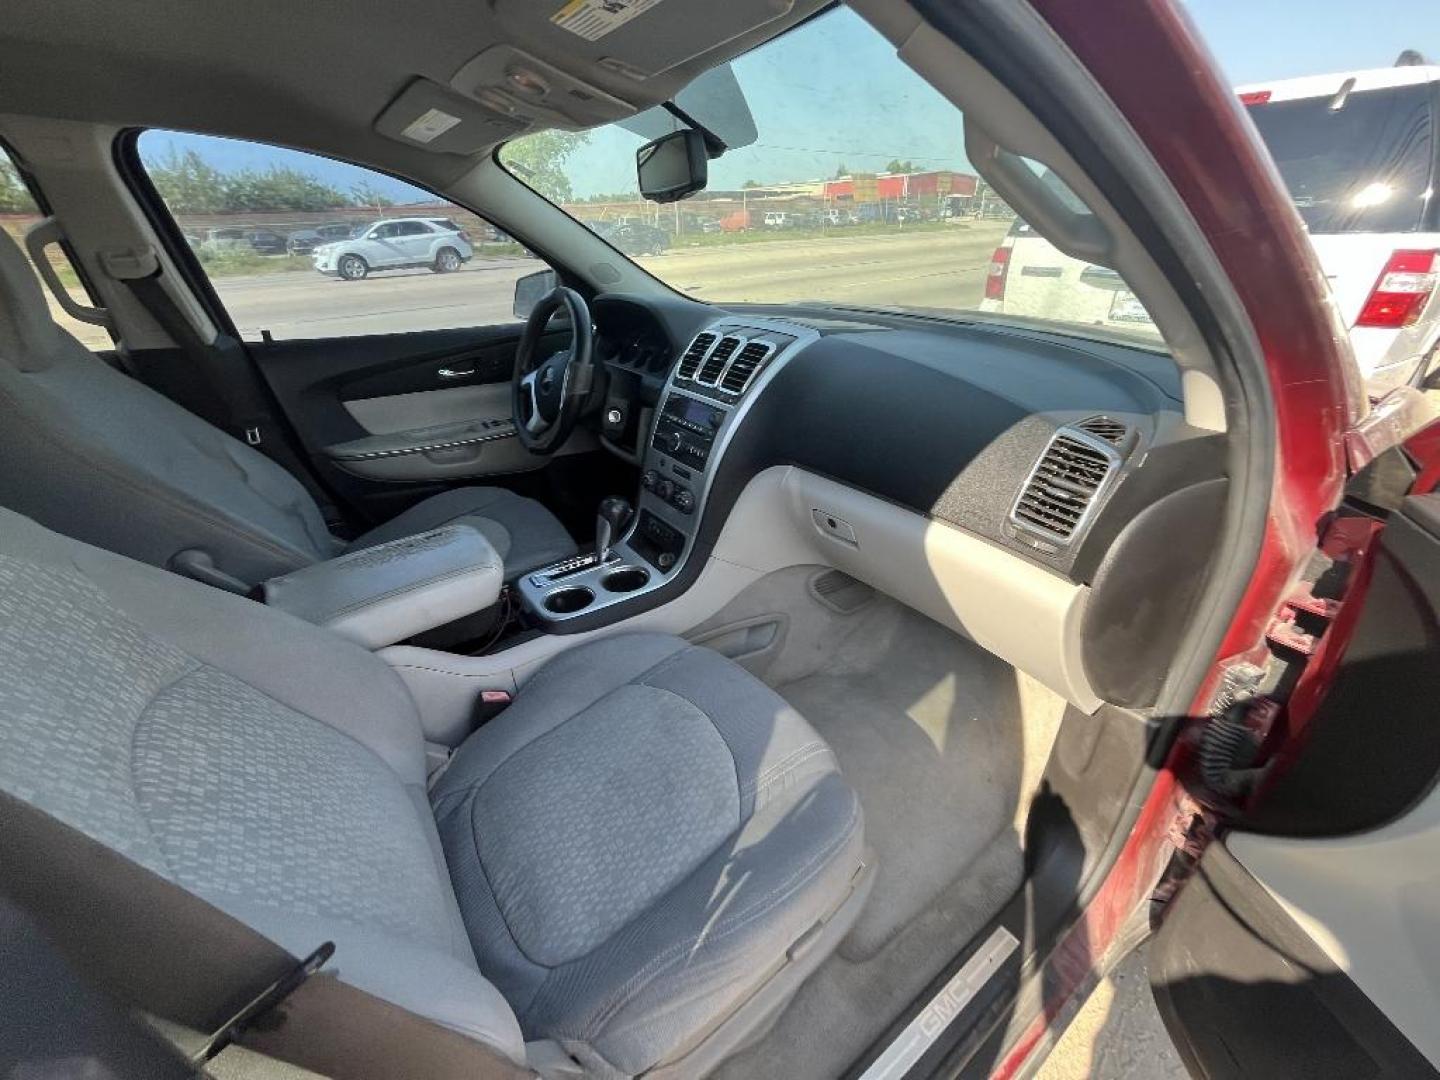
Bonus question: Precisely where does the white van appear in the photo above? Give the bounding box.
[983,60,1440,396]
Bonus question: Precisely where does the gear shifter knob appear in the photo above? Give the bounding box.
[595,496,633,562]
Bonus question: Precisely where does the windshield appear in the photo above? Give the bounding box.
[499,7,1161,347]
[1246,83,1436,234]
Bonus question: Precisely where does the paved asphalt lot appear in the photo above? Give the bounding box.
[1035,944,1190,1080]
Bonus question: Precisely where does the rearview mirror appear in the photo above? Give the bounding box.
[637,129,708,204]
[513,269,558,320]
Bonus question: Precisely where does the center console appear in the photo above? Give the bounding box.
[515,318,811,628]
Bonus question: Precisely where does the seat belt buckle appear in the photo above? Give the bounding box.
[473,689,513,726]
[244,426,263,446]
[191,941,335,1065]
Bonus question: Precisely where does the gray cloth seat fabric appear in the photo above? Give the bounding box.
[0,508,866,1077]
[431,633,866,1076]
[0,228,575,587]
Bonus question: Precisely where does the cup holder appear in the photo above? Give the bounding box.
[543,586,595,614]
[601,566,651,594]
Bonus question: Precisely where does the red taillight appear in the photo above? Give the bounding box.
[1238,90,1272,106]
[985,245,1011,300]
[1356,249,1440,329]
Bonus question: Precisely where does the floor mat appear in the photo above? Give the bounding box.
[779,668,1018,959]
[696,567,1065,1080]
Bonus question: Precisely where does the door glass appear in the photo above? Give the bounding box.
[135,130,548,341]
[1245,84,1434,235]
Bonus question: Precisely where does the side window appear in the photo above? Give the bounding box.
[135,130,547,342]
[2,146,113,350]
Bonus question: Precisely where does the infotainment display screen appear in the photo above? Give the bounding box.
[677,397,715,426]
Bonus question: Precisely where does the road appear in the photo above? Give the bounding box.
[1035,945,1189,1080]
[47,223,1012,347]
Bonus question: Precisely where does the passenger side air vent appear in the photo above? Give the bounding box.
[1010,430,1120,545]
[720,340,775,394]
[1076,416,1127,445]
[696,335,741,385]
[676,331,717,381]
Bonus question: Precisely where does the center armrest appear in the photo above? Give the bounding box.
[262,525,502,649]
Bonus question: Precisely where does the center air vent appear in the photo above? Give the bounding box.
[696,336,741,385]
[720,340,775,394]
[1076,416,1127,445]
[1010,430,1120,545]
[676,331,717,381]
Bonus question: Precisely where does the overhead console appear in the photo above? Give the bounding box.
[375,0,830,153]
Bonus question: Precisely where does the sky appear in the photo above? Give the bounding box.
[140,0,1438,202]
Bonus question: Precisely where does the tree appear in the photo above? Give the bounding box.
[832,163,850,179]
[222,166,350,212]
[0,159,35,213]
[146,148,228,214]
[742,179,763,189]
[499,130,590,204]
[350,180,396,209]
[885,159,918,174]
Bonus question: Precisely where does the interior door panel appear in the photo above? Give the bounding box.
[1151,492,1440,1077]
[253,324,576,516]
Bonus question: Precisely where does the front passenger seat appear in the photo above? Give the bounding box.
[0,507,869,1076]
[0,229,577,587]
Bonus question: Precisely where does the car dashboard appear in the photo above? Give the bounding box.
[526,293,1227,713]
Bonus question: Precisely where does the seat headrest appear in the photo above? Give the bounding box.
[0,227,64,371]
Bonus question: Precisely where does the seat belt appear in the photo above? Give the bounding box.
[104,251,348,532]
[0,791,532,1080]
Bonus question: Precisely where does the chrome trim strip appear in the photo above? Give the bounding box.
[330,426,516,461]
[1007,425,1124,548]
[858,926,1019,1080]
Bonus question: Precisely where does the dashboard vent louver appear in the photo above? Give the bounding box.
[696,336,741,385]
[1011,431,1118,544]
[676,332,717,381]
[1076,416,1127,445]
[720,341,774,394]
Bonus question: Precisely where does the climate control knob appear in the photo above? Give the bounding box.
[673,488,695,514]
[640,468,659,491]
[655,478,675,500]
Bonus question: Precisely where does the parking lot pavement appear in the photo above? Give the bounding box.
[1035,943,1189,1080]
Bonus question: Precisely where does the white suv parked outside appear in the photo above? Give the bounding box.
[313,217,473,280]
[981,59,1440,398]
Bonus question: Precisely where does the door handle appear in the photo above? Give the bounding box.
[438,366,476,379]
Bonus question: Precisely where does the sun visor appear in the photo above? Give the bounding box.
[374,79,528,154]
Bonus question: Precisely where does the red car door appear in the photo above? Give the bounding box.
[972,1,1440,1075]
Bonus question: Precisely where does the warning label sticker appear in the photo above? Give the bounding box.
[551,0,663,41]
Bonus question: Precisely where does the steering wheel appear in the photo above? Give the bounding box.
[512,286,595,455]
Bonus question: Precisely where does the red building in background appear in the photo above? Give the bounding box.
[823,170,978,201]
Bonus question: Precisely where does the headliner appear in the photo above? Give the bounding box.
[0,0,826,188]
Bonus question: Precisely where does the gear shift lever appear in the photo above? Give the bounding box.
[595,496,633,563]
